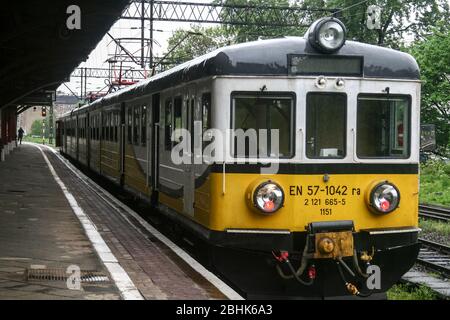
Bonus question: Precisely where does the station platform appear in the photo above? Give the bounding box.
[0,143,237,300]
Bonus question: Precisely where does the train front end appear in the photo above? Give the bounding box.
[204,17,421,299]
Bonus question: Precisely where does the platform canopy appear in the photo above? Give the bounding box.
[0,0,130,109]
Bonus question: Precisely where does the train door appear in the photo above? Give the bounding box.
[87,112,90,168]
[76,115,79,161]
[120,103,125,186]
[150,93,160,204]
[183,85,196,216]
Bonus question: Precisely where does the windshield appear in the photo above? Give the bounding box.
[357,95,410,158]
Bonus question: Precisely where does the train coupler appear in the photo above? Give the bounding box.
[307,221,355,260]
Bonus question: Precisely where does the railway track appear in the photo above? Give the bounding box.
[419,204,450,222]
[417,238,450,276]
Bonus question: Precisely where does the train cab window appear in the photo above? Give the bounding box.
[232,93,294,158]
[306,93,346,159]
[133,106,140,145]
[141,105,147,146]
[357,95,410,158]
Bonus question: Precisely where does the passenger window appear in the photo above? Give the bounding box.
[173,96,183,144]
[109,112,114,141]
[306,93,346,158]
[164,99,172,150]
[202,93,211,133]
[141,105,147,146]
[357,95,410,158]
[95,116,99,140]
[133,107,140,145]
[127,107,132,144]
[102,115,105,140]
[202,93,211,150]
[233,93,294,158]
[105,113,109,141]
[114,112,119,142]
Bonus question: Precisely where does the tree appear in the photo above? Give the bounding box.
[162,26,233,69]
[216,0,307,43]
[409,24,450,155]
[30,120,43,136]
[302,0,450,48]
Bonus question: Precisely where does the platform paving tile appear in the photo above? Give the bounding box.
[43,147,227,300]
[0,145,121,300]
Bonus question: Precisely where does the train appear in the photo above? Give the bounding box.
[56,17,421,299]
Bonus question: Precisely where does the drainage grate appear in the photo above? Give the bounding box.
[26,268,110,283]
[7,190,26,193]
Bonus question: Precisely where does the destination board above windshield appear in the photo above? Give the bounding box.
[288,54,363,76]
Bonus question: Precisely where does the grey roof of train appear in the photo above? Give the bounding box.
[63,36,419,117]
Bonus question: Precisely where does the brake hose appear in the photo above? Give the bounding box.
[336,261,372,298]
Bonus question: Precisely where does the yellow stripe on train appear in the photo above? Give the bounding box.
[181,173,420,232]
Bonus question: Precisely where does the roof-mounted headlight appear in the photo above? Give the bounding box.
[306,17,346,53]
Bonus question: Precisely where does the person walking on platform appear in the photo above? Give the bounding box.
[18,127,24,145]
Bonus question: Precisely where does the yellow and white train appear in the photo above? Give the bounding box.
[57,17,421,299]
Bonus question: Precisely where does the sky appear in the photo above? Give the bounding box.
[58,0,217,96]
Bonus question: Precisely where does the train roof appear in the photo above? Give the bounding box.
[61,36,419,118]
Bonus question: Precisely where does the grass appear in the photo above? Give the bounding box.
[419,160,450,206]
[419,218,450,237]
[22,135,55,147]
[387,283,438,300]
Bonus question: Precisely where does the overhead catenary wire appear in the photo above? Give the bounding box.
[333,0,371,15]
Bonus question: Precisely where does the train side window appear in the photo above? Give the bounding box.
[173,96,183,144]
[106,113,109,141]
[109,112,114,141]
[233,93,294,158]
[164,98,172,150]
[105,113,108,141]
[202,93,211,150]
[101,114,105,140]
[133,106,140,145]
[141,105,147,146]
[96,115,99,140]
[202,93,211,132]
[127,107,132,144]
[357,95,410,158]
[115,112,119,142]
[306,93,346,159]
[109,112,113,141]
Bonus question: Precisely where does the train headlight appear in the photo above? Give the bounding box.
[253,181,284,214]
[307,17,346,53]
[368,182,400,214]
